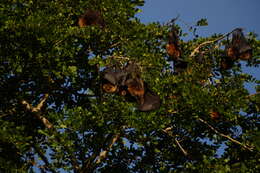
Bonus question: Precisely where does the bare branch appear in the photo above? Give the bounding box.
[21,94,53,129]
[22,94,80,171]
[35,93,49,111]
[32,144,56,173]
[162,126,173,133]
[162,127,189,156]
[109,42,121,49]
[175,138,188,156]
[190,29,238,57]
[198,118,254,151]
[95,133,120,164]
[245,92,260,98]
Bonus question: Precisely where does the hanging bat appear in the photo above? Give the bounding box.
[210,110,220,121]
[78,9,105,28]
[226,28,252,61]
[166,27,181,61]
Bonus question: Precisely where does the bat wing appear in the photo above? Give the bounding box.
[103,68,126,85]
[138,90,160,112]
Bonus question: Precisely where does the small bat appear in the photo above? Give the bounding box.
[166,27,181,61]
[78,9,105,28]
[226,28,252,60]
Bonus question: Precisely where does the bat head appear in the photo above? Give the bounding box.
[225,45,239,61]
[210,111,220,121]
[102,83,117,93]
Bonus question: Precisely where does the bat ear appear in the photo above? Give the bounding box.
[138,89,161,112]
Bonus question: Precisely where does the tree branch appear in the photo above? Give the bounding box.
[245,92,260,98]
[32,144,56,173]
[162,127,188,156]
[22,94,80,171]
[95,133,120,164]
[35,93,49,111]
[21,94,53,129]
[190,28,238,57]
[175,138,188,156]
[198,118,254,151]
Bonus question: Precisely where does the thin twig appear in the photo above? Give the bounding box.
[21,94,53,129]
[175,138,188,156]
[245,92,260,98]
[162,127,189,156]
[198,118,254,151]
[163,126,173,133]
[190,28,238,57]
[109,42,121,49]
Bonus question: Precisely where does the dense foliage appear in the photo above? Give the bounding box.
[0,0,259,172]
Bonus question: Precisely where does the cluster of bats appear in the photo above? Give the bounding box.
[166,27,252,71]
[78,9,160,111]
[78,9,253,112]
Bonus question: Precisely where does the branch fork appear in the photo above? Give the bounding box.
[21,93,53,129]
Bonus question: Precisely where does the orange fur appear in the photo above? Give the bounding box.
[103,83,117,93]
[166,43,180,60]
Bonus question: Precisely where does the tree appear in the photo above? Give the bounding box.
[0,0,259,172]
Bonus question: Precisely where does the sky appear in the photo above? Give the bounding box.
[137,0,260,92]
[137,0,260,35]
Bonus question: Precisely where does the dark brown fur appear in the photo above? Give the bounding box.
[78,9,105,28]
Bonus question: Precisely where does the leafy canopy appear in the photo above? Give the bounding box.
[0,0,259,172]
